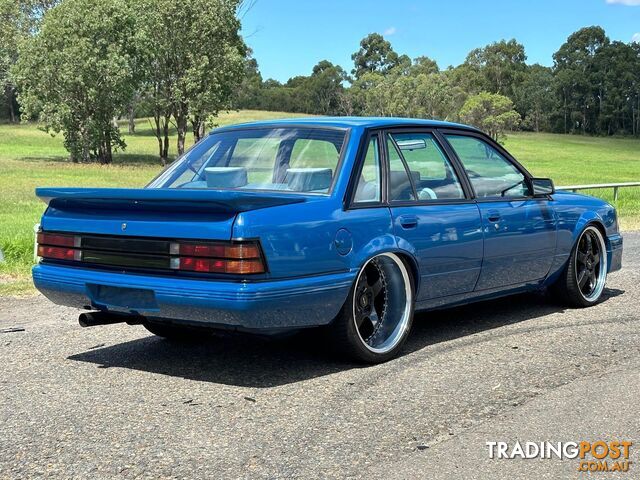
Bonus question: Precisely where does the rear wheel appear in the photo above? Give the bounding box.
[329,253,414,363]
[552,225,608,307]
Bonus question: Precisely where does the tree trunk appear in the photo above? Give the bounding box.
[5,86,16,123]
[563,92,568,134]
[152,110,171,166]
[153,113,163,162]
[162,115,170,165]
[128,103,136,134]
[192,116,202,143]
[8,93,15,124]
[175,107,188,156]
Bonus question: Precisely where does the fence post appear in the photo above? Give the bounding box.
[614,186,619,201]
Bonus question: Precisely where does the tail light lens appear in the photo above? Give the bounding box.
[171,240,266,274]
[37,232,81,261]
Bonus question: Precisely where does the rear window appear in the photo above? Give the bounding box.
[148,127,347,194]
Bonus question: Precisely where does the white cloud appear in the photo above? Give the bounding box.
[606,0,640,5]
[383,27,397,36]
[633,32,640,43]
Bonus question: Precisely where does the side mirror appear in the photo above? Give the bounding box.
[531,177,555,197]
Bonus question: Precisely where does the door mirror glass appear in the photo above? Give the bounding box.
[532,177,555,196]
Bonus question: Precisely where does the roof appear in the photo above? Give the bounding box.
[213,116,478,132]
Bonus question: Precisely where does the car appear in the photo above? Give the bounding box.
[32,117,623,363]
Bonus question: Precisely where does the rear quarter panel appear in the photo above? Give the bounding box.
[233,200,395,279]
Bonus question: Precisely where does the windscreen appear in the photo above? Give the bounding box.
[147,127,347,194]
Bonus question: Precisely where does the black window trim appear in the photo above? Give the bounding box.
[438,128,539,203]
[345,125,550,210]
[346,130,386,209]
[346,126,478,209]
[382,127,474,207]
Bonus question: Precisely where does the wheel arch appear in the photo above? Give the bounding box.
[351,247,420,296]
[574,217,609,250]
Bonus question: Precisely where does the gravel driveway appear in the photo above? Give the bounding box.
[1,233,639,479]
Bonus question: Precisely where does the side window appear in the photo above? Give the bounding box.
[445,135,529,198]
[387,136,417,202]
[353,136,382,203]
[389,133,464,200]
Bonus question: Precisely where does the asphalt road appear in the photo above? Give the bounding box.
[1,233,639,479]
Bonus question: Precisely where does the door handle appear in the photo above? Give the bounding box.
[487,211,501,222]
[399,215,418,229]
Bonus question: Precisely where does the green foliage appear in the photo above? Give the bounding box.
[138,0,245,156]
[0,0,58,122]
[13,0,140,164]
[351,33,408,80]
[235,27,640,140]
[513,64,555,132]
[460,92,521,142]
[464,39,527,98]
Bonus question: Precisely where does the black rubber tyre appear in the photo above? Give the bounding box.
[143,321,207,341]
[328,253,415,364]
[551,225,608,308]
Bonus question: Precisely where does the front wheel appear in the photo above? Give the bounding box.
[329,253,415,363]
[551,225,608,307]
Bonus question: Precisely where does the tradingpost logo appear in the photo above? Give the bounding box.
[486,441,633,473]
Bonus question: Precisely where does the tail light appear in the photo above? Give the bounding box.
[37,232,81,261]
[170,240,266,274]
[36,230,267,276]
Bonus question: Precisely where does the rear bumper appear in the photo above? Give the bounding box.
[32,264,355,330]
[607,233,623,273]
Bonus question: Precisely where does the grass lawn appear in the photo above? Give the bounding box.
[0,112,639,295]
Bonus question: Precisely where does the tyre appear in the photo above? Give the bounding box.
[329,252,415,363]
[551,225,608,307]
[143,321,206,341]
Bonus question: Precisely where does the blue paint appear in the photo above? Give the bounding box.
[32,118,623,331]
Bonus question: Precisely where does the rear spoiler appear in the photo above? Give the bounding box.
[35,188,308,214]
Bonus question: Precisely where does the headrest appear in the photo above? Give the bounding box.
[389,170,420,188]
[286,168,332,192]
[204,167,248,188]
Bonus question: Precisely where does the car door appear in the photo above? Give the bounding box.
[385,130,484,301]
[442,132,557,290]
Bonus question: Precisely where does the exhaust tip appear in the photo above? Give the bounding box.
[78,311,144,328]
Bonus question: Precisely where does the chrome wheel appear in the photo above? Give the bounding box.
[575,226,607,302]
[352,253,413,354]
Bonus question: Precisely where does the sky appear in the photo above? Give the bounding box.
[240,0,640,82]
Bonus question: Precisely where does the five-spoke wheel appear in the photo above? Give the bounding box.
[552,225,608,307]
[330,253,414,363]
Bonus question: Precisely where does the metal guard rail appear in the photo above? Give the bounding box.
[557,182,640,201]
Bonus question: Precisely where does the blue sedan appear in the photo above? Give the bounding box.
[33,117,623,362]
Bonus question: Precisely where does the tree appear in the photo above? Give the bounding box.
[463,39,527,98]
[513,64,555,132]
[460,92,521,142]
[138,0,246,162]
[553,26,609,134]
[234,49,263,111]
[307,60,346,115]
[351,33,403,80]
[0,0,58,123]
[594,41,640,135]
[410,56,439,76]
[13,0,140,163]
